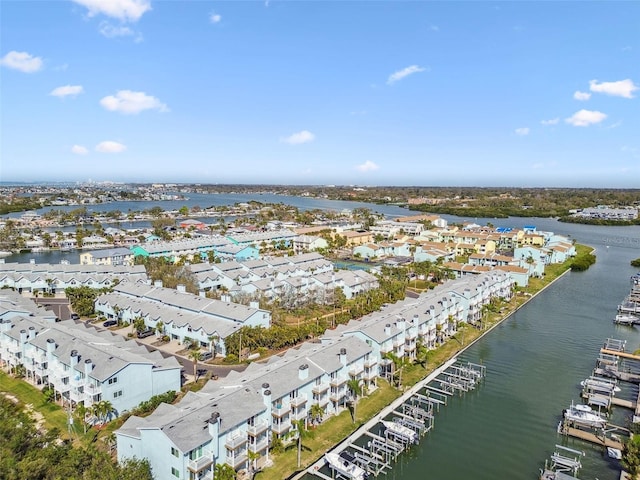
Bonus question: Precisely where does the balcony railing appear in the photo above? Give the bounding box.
[271,421,291,434]
[248,437,269,453]
[228,452,248,469]
[290,393,307,408]
[271,404,291,418]
[330,376,346,387]
[330,390,345,402]
[363,368,377,380]
[349,364,364,377]
[363,357,377,368]
[225,433,248,449]
[312,383,329,394]
[247,419,269,437]
[187,451,214,472]
[291,408,307,421]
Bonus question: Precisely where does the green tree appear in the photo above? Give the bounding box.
[623,434,640,477]
[346,378,362,423]
[309,403,324,427]
[189,350,202,379]
[290,419,314,468]
[214,462,236,480]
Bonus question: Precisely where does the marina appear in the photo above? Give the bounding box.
[304,361,486,479]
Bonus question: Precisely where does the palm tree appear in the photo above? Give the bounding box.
[214,463,236,480]
[247,450,261,477]
[346,378,362,423]
[309,403,324,427]
[189,350,202,379]
[155,321,164,338]
[291,419,313,468]
[383,352,408,389]
[73,403,88,434]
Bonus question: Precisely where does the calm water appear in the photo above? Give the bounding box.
[5,195,640,478]
[380,220,640,480]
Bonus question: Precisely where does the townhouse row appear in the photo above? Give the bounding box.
[0,262,148,295]
[0,290,181,415]
[94,282,272,356]
[116,271,513,480]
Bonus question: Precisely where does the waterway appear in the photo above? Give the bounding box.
[4,194,640,478]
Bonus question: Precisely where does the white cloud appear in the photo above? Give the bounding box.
[95,141,127,153]
[387,65,427,85]
[50,85,84,98]
[71,145,89,155]
[210,12,222,23]
[565,109,607,127]
[281,130,315,145]
[589,79,638,99]
[100,90,168,114]
[540,118,559,126]
[515,127,530,136]
[573,91,591,101]
[0,51,43,73]
[72,0,151,22]
[428,25,439,32]
[355,160,380,172]
[99,21,134,37]
[606,120,623,129]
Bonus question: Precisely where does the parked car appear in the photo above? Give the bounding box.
[103,319,117,327]
[200,351,213,361]
[137,328,155,339]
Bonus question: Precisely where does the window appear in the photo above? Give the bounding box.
[171,447,179,457]
[108,377,118,385]
[171,467,180,477]
[113,390,122,398]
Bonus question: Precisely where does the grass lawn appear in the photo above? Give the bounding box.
[0,371,69,435]
[258,381,399,480]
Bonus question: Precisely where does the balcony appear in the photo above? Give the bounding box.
[227,452,248,470]
[406,330,418,340]
[187,451,214,472]
[248,437,269,453]
[290,393,307,408]
[312,383,329,394]
[363,357,377,368]
[349,364,364,377]
[363,368,377,380]
[271,420,291,435]
[330,376,346,387]
[247,419,269,437]
[392,338,404,348]
[330,389,345,402]
[291,407,307,421]
[225,433,248,449]
[271,403,291,418]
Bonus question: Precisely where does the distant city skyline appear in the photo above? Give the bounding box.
[1,1,638,187]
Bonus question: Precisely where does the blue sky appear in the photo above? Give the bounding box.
[1,1,638,187]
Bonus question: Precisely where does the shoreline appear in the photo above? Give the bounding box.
[290,266,573,480]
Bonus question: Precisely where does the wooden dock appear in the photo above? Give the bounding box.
[601,348,640,361]
[563,426,624,450]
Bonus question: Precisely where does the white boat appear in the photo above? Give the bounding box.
[324,452,368,480]
[563,402,607,428]
[580,378,621,393]
[607,447,622,460]
[614,314,638,325]
[381,420,419,443]
[0,251,12,257]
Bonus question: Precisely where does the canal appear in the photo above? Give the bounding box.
[4,195,640,478]
[375,220,640,479]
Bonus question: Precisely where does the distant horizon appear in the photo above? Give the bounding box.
[2,180,640,191]
[2,2,638,187]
